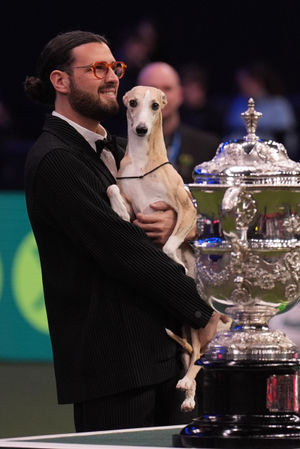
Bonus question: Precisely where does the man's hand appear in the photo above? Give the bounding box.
[198,312,230,353]
[133,201,176,247]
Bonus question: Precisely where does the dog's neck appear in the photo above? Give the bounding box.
[126,114,168,171]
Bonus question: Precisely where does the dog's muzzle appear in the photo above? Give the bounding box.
[136,126,148,136]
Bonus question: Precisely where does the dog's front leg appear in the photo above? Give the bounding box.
[107,184,132,222]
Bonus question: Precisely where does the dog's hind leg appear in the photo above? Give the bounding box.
[171,327,199,412]
[176,328,202,412]
[177,329,201,390]
[163,187,196,270]
[180,379,197,412]
[163,235,187,268]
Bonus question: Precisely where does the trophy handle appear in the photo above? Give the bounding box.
[221,186,242,212]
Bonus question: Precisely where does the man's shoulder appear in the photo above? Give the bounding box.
[180,123,220,146]
[174,124,220,183]
[25,117,73,165]
[25,115,92,182]
[179,123,220,162]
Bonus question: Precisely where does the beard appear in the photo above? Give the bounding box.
[68,78,119,121]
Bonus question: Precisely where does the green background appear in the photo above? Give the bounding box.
[0,192,52,360]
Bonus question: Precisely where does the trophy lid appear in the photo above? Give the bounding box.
[193,98,300,184]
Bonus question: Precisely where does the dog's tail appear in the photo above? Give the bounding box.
[165,328,193,354]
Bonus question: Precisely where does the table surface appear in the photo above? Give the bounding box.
[2,424,300,449]
[0,425,185,449]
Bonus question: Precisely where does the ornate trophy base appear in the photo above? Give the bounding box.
[178,360,300,448]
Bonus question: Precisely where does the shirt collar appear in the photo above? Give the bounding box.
[52,111,107,152]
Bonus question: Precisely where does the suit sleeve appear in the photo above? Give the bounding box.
[33,148,213,329]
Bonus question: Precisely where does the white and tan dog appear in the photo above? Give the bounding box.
[107,85,201,411]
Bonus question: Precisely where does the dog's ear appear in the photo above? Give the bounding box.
[161,91,168,109]
[123,91,129,108]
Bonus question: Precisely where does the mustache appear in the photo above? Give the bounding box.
[98,82,118,94]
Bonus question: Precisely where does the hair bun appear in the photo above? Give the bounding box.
[24,75,52,104]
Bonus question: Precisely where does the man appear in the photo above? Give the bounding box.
[137,62,220,183]
[24,30,221,432]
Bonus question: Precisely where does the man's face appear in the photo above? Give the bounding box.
[138,64,183,120]
[68,42,120,121]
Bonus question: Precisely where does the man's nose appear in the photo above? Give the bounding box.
[105,67,119,82]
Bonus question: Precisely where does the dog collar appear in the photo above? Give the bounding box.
[116,161,172,180]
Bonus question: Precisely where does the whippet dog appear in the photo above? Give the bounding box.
[107,85,200,411]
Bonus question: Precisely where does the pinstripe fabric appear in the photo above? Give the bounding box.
[74,371,199,431]
[24,115,213,406]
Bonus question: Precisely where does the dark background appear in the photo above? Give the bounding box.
[1,0,300,138]
[1,0,300,187]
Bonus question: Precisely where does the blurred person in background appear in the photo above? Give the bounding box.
[179,63,225,139]
[225,61,299,160]
[137,62,220,183]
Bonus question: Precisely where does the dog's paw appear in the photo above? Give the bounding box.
[181,397,196,412]
[107,185,131,221]
[176,377,194,391]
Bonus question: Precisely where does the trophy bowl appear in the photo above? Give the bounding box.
[179,99,300,448]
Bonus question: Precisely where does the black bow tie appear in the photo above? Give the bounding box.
[95,134,115,156]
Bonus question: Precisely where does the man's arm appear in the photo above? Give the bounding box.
[35,149,213,330]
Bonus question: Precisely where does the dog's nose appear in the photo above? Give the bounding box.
[136,126,148,136]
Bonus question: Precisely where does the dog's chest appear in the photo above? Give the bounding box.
[118,176,168,215]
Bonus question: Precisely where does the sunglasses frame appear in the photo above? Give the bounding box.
[73,61,127,80]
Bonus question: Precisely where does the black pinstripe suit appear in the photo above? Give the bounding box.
[24,115,213,429]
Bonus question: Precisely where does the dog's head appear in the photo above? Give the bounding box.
[123,86,167,137]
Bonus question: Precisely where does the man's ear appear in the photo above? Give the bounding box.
[161,91,168,109]
[50,70,70,94]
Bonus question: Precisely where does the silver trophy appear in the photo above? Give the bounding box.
[180,98,300,448]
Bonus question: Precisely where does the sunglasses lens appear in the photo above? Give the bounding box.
[113,62,125,78]
[92,62,126,79]
[94,63,107,78]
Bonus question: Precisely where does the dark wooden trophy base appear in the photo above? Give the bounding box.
[176,359,300,448]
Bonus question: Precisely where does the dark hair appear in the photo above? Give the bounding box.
[236,61,285,96]
[24,30,108,105]
[180,63,208,90]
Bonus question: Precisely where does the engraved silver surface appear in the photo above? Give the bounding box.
[190,98,300,361]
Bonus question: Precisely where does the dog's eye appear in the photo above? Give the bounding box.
[129,99,137,108]
[152,102,159,111]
